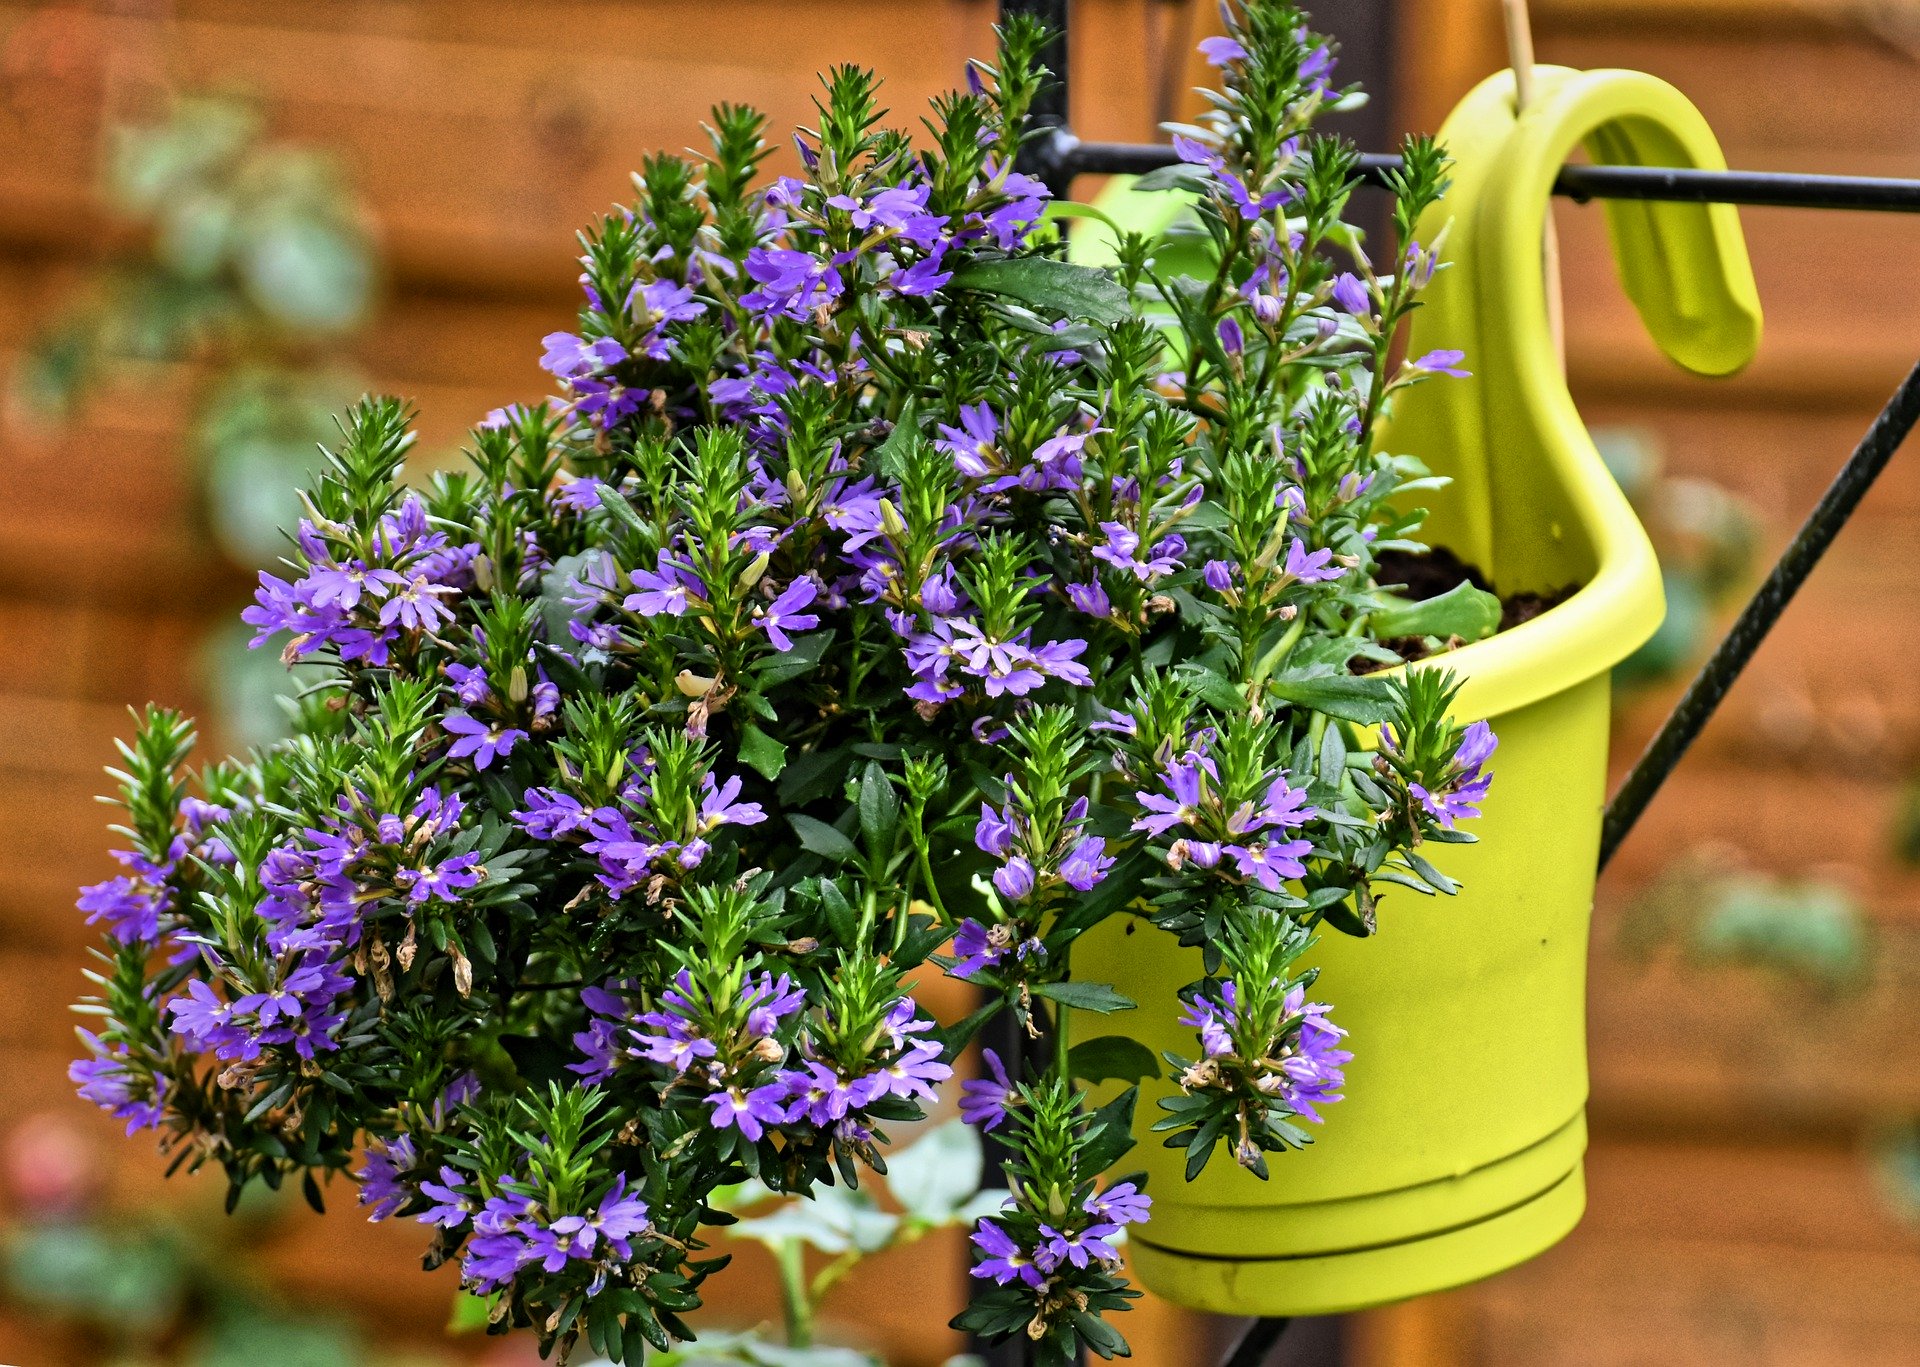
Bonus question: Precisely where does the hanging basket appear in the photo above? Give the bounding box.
[1070,66,1762,1317]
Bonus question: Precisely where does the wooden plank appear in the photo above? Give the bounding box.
[1473,1137,1920,1365]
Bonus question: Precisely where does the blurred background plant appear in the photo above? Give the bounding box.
[1593,426,1759,693]
[1619,846,1871,996]
[12,90,378,748]
[0,1113,441,1367]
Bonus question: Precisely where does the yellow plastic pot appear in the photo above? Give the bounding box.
[1068,68,1762,1316]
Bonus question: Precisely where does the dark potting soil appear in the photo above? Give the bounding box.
[1354,548,1579,674]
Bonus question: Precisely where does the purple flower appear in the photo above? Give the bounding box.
[394,851,483,905]
[1173,133,1220,168]
[70,1033,166,1135]
[975,803,1014,858]
[376,572,455,632]
[705,1085,787,1142]
[1203,559,1238,594]
[442,713,526,769]
[624,556,702,617]
[742,970,806,1037]
[697,774,767,832]
[1218,315,1245,355]
[1283,538,1344,584]
[1412,720,1497,828]
[1266,986,1351,1123]
[633,278,705,331]
[541,332,626,380]
[1060,836,1114,892]
[1220,169,1290,221]
[960,1047,1015,1132]
[1133,758,1205,837]
[1065,580,1111,618]
[1092,522,1185,581]
[891,246,954,297]
[446,662,491,707]
[1224,838,1311,890]
[1412,348,1471,378]
[1198,35,1247,66]
[1331,272,1371,316]
[1036,1221,1122,1272]
[593,1174,651,1249]
[741,247,844,319]
[871,1039,952,1102]
[1182,991,1236,1059]
[358,1134,418,1221]
[1086,1180,1151,1226]
[992,856,1036,903]
[513,787,593,840]
[950,919,1006,979]
[755,578,820,651]
[1252,775,1316,832]
[417,1168,474,1229]
[971,1219,1044,1288]
[77,874,163,945]
[935,403,1002,480]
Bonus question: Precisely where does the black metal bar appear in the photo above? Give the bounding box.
[1034,128,1920,213]
[997,8,1920,1367]
[1220,1317,1296,1367]
[1211,364,1920,1367]
[1598,360,1920,869]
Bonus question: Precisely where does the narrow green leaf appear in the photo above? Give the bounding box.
[857,760,900,849]
[1032,980,1136,1014]
[948,257,1131,323]
[789,813,857,863]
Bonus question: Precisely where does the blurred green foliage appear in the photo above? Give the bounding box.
[16,93,376,572]
[0,1122,436,1367]
[1621,852,1870,997]
[1595,427,1759,691]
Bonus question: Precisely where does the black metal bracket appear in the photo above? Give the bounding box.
[971,5,1920,1366]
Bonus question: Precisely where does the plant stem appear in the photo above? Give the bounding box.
[776,1237,813,1348]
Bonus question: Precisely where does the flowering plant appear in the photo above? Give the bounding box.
[72,5,1498,1364]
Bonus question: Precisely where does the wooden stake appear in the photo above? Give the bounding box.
[1501,0,1566,370]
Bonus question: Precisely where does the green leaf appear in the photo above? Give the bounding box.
[1267,668,1395,724]
[595,482,649,535]
[1042,200,1127,234]
[1173,663,1247,714]
[1068,1034,1161,1085]
[1078,1086,1139,1172]
[788,813,857,863]
[754,628,834,684]
[857,760,900,849]
[448,1291,493,1334]
[1032,980,1136,1014]
[870,403,919,483]
[884,1119,983,1222]
[1132,162,1214,194]
[737,723,788,782]
[1370,580,1502,642]
[948,257,1131,324]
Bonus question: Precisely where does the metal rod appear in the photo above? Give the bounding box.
[1219,1316,1296,1367]
[1598,359,1920,868]
[1033,128,1920,212]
